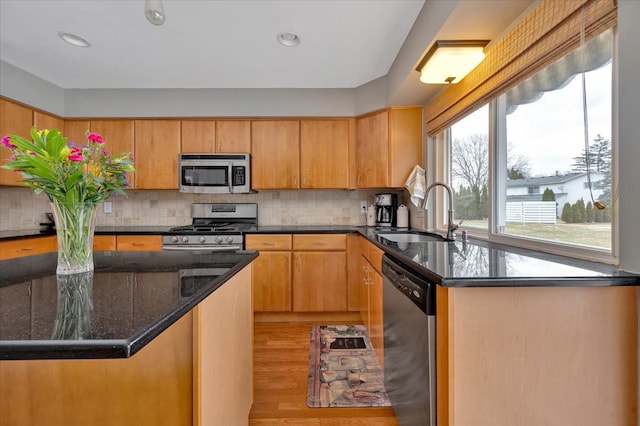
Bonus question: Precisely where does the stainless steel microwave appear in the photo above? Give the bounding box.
[178,153,251,194]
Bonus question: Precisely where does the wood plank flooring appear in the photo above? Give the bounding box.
[249,318,399,425]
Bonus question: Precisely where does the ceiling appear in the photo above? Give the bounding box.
[0,0,535,104]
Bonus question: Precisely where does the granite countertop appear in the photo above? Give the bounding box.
[4,225,639,288]
[359,228,640,288]
[0,250,258,360]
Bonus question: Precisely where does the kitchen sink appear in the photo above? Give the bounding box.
[377,231,445,243]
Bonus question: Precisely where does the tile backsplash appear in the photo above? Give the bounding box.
[1,187,409,230]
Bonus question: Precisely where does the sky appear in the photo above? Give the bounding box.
[451,63,612,178]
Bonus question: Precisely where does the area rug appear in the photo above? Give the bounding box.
[306,325,391,408]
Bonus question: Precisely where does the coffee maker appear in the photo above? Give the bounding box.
[374,193,398,227]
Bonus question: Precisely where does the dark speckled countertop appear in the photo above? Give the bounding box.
[0,250,257,360]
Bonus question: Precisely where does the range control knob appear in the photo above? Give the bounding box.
[215,236,223,244]
[181,236,189,243]
[199,236,206,243]
[226,236,234,243]
[171,236,179,243]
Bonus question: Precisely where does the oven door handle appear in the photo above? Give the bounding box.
[162,245,243,251]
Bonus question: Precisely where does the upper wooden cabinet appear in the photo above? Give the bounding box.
[356,107,423,188]
[300,119,351,189]
[251,120,300,189]
[216,120,251,153]
[134,120,181,189]
[64,120,90,143]
[0,99,32,186]
[33,111,64,133]
[181,119,215,153]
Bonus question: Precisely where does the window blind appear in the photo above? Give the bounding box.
[425,0,617,136]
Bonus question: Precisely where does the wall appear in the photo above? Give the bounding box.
[0,62,64,115]
[0,187,395,230]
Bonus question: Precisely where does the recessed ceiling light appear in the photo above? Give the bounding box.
[276,32,300,47]
[58,32,91,48]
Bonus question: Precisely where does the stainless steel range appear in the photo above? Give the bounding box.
[162,203,257,251]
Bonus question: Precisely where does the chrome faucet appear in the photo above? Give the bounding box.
[422,181,460,241]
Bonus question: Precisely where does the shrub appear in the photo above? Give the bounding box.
[561,202,574,223]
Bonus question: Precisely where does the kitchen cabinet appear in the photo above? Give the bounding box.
[358,236,384,364]
[299,119,351,189]
[181,119,215,152]
[356,107,423,188]
[246,233,348,313]
[0,265,254,426]
[0,98,32,186]
[33,111,64,133]
[134,119,181,189]
[90,120,135,188]
[93,235,116,251]
[115,235,163,251]
[216,120,251,153]
[251,120,300,189]
[292,234,347,312]
[0,236,56,260]
[245,234,292,312]
[63,120,90,143]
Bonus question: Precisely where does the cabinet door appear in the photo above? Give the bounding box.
[0,236,56,260]
[388,107,423,188]
[0,99,32,186]
[64,120,90,143]
[116,235,162,251]
[356,110,388,188]
[292,251,347,312]
[134,120,180,189]
[91,120,135,188]
[33,111,63,132]
[181,119,215,153]
[358,254,371,327]
[216,120,251,153]
[369,267,384,367]
[300,119,349,188]
[252,251,292,312]
[251,120,300,189]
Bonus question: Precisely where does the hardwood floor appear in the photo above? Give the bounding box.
[249,317,399,425]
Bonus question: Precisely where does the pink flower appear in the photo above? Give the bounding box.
[1,135,16,149]
[68,147,83,162]
[87,133,104,144]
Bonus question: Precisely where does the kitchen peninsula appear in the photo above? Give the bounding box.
[0,250,257,426]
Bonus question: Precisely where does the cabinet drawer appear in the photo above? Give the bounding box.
[245,234,292,251]
[94,235,116,251]
[293,234,346,251]
[116,235,162,251]
[0,236,56,260]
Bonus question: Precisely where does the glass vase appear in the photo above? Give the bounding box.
[52,271,96,340]
[50,201,99,275]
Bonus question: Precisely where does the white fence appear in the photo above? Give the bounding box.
[506,201,557,224]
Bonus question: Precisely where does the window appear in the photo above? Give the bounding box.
[449,105,489,230]
[442,28,614,254]
[496,29,613,251]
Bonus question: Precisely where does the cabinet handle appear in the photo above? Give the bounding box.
[302,176,307,186]
[312,242,327,246]
[285,256,289,268]
[294,176,298,187]
[18,247,34,252]
[132,242,145,246]
[357,175,361,186]
[217,142,221,151]
[261,241,275,246]
[295,255,300,271]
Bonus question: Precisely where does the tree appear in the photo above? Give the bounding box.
[507,152,531,180]
[586,201,594,222]
[542,188,556,201]
[452,133,489,189]
[561,202,574,223]
[574,198,586,223]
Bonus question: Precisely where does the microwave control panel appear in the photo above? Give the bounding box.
[232,166,246,186]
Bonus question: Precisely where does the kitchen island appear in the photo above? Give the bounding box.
[0,250,257,426]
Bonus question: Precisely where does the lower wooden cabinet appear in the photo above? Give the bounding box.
[0,236,56,260]
[0,265,254,426]
[246,233,348,313]
[115,235,162,251]
[358,236,384,364]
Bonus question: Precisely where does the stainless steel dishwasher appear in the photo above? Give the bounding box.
[382,254,436,426]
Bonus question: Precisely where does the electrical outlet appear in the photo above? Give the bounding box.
[103,202,113,214]
[360,201,367,213]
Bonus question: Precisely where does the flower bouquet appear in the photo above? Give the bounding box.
[1,129,135,274]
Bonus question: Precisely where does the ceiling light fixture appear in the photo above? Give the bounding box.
[57,31,91,48]
[276,32,300,47]
[145,0,166,26]
[416,40,489,84]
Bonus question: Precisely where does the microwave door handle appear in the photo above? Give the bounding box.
[228,162,233,193]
